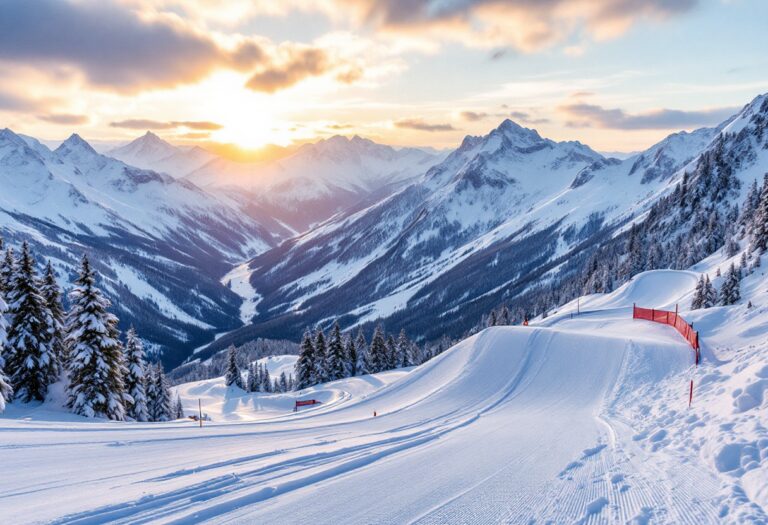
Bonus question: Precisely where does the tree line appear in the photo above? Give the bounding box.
[220,320,446,393]
[0,238,181,421]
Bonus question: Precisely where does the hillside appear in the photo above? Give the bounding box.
[2,269,765,523]
[200,97,757,355]
[0,129,278,365]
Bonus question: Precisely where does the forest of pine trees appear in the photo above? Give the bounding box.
[290,322,438,391]
[0,237,175,420]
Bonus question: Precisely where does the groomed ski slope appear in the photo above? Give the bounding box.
[1,271,764,524]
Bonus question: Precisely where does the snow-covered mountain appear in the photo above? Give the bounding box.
[187,135,445,232]
[0,129,280,366]
[201,95,768,355]
[108,131,216,178]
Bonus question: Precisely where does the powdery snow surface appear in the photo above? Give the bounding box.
[221,262,262,324]
[1,270,766,524]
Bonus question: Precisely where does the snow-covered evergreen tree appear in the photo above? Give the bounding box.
[147,363,172,422]
[0,292,13,413]
[752,173,768,252]
[314,329,328,384]
[719,263,742,305]
[260,363,272,393]
[123,327,149,422]
[487,310,497,327]
[247,362,259,392]
[295,329,315,390]
[355,328,369,376]
[397,329,412,367]
[65,255,126,420]
[691,275,705,310]
[278,371,288,393]
[499,305,511,326]
[6,242,58,402]
[325,322,345,381]
[40,260,66,368]
[173,395,184,420]
[0,246,14,297]
[386,335,397,370]
[224,345,244,389]
[703,275,717,308]
[368,325,387,374]
[344,335,356,377]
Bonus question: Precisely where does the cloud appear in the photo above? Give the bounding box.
[177,132,212,140]
[246,46,345,93]
[0,0,266,92]
[394,118,455,132]
[37,114,90,125]
[0,90,48,112]
[509,111,550,125]
[337,0,698,51]
[559,102,738,129]
[460,111,489,122]
[110,119,223,130]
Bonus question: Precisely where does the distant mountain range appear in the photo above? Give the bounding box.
[197,94,767,358]
[3,93,766,367]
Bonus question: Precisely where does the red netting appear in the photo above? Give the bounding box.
[633,305,700,359]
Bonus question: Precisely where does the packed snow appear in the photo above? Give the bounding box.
[1,269,766,523]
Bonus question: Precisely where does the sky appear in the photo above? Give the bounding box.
[0,0,767,157]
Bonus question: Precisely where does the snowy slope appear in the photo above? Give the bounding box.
[108,131,216,178]
[0,128,279,365]
[205,95,766,353]
[3,269,766,523]
[209,118,707,346]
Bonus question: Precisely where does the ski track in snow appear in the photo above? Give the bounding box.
[2,271,766,524]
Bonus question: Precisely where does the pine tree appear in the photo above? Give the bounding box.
[344,335,357,377]
[123,327,149,422]
[386,335,397,370]
[0,292,13,413]
[397,329,412,367]
[295,329,315,390]
[703,275,717,308]
[147,363,172,422]
[368,325,388,373]
[224,345,244,389]
[355,328,369,376]
[65,255,126,420]
[40,261,66,368]
[719,263,742,306]
[0,247,14,296]
[260,364,272,393]
[247,362,259,392]
[691,275,705,310]
[279,371,288,393]
[325,321,345,381]
[499,305,511,326]
[173,395,185,419]
[6,242,58,402]
[487,310,497,327]
[752,173,768,252]
[314,329,328,384]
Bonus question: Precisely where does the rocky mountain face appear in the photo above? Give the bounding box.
[0,129,278,367]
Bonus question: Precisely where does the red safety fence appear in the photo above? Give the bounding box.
[632,305,699,359]
[632,304,701,407]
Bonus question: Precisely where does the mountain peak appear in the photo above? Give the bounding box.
[55,133,98,158]
[493,119,543,142]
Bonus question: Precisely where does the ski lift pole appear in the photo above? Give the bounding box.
[198,398,203,428]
